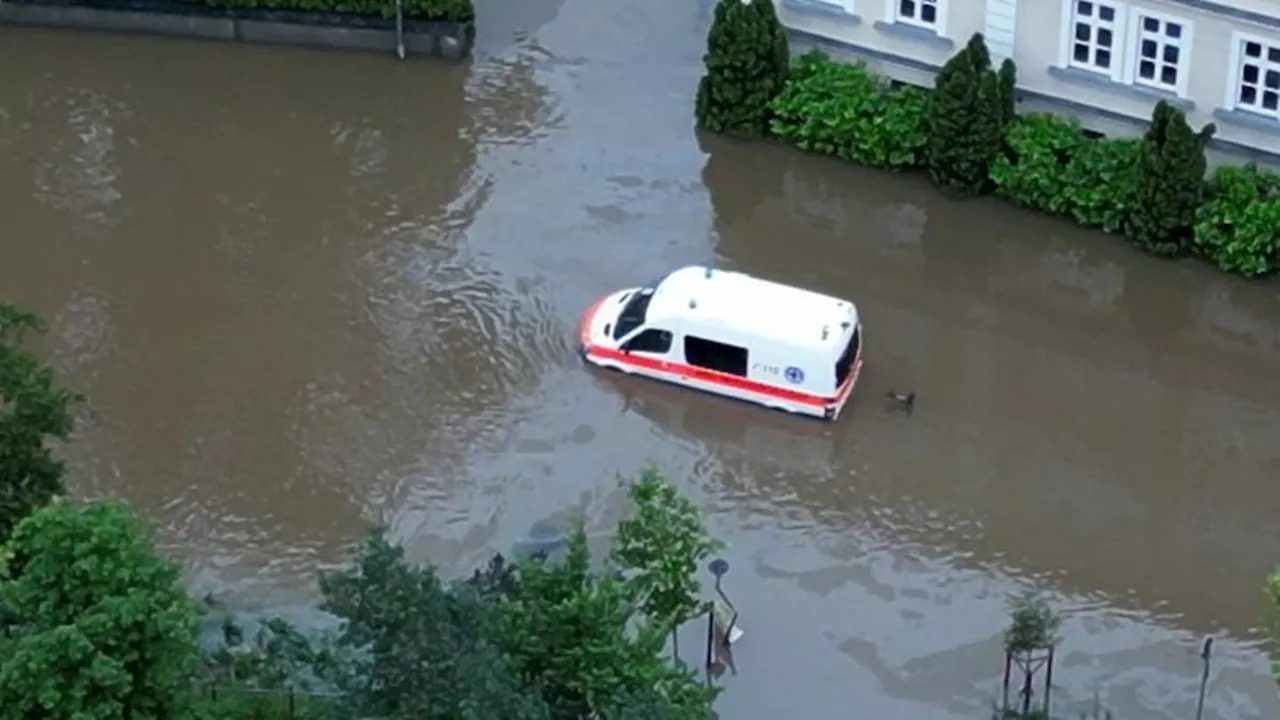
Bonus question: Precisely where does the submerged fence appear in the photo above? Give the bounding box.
[200,685,344,720]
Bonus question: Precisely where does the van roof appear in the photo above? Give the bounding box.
[646,266,858,352]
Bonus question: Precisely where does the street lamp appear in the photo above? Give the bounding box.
[707,557,741,645]
[394,0,405,59]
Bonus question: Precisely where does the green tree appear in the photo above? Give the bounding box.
[996,58,1018,127]
[695,0,790,138]
[0,303,80,543]
[311,530,549,720]
[0,500,201,720]
[501,521,716,718]
[610,466,723,662]
[926,33,1009,196]
[277,521,718,719]
[1004,591,1060,656]
[1124,101,1215,256]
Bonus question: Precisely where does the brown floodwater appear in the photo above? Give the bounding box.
[3,0,1280,716]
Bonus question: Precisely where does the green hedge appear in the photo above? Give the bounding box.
[194,0,474,24]
[990,114,1139,234]
[764,46,1280,278]
[770,52,928,169]
[1194,164,1280,276]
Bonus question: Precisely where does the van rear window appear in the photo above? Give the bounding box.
[834,326,860,387]
[684,336,748,377]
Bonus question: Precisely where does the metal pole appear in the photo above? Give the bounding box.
[394,0,405,59]
[1000,651,1011,713]
[703,605,715,681]
[1195,637,1213,720]
[1042,646,1054,717]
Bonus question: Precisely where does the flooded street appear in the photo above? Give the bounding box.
[3,0,1280,716]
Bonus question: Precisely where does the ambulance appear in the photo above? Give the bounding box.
[577,266,862,421]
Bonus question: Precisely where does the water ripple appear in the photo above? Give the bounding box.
[31,89,126,227]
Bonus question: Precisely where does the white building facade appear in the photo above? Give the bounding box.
[777,0,1280,164]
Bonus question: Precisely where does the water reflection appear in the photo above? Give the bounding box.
[699,133,1280,717]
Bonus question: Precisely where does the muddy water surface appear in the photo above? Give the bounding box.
[3,1,1280,717]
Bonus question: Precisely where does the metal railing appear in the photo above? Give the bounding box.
[200,684,344,720]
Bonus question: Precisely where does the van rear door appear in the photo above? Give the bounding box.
[834,324,860,388]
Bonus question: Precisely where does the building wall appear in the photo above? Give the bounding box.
[778,0,1280,166]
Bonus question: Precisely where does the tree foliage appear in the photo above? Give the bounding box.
[0,500,201,720]
[311,530,548,720]
[695,0,790,138]
[1124,101,1216,256]
[0,303,80,544]
[211,473,724,719]
[769,52,931,170]
[996,58,1017,127]
[611,466,723,660]
[297,522,718,719]
[1003,591,1060,655]
[1193,163,1280,276]
[926,33,1012,196]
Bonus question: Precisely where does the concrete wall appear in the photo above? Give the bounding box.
[777,0,1280,167]
[0,0,473,59]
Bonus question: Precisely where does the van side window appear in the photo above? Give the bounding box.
[684,336,748,377]
[622,328,673,354]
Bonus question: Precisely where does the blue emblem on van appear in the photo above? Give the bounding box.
[784,366,805,384]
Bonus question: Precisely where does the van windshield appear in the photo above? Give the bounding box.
[612,278,664,340]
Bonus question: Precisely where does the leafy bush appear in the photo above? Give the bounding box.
[989,114,1083,213]
[695,0,790,138]
[1061,134,1140,232]
[0,304,79,545]
[1194,164,1280,276]
[191,0,475,23]
[770,52,929,169]
[1124,101,1215,256]
[990,114,1138,232]
[0,501,202,720]
[926,33,1010,196]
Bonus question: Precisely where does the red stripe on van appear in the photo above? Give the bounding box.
[584,344,860,408]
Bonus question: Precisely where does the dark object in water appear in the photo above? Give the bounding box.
[887,389,916,414]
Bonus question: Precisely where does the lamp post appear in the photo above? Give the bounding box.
[707,558,740,645]
[394,0,405,59]
[1195,637,1213,720]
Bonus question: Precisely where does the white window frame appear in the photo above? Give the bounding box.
[800,0,852,11]
[1058,0,1128,82]
[1223,31,1280,120]
[1056,1,1194,98]
[884,0,947,36]
[1122,7,1192,97]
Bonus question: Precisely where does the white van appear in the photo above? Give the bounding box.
[577,266,863,421]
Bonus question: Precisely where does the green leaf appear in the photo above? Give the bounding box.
[0,501,201,719]
[1192,163,1280,276]
[0,304,80,545]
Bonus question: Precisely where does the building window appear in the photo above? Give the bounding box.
[1068,1,1120,75]
[1058,2,1194,96]
[895,0,939,27]
[1234,38,1280,118]
[1136,13,1182,89]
